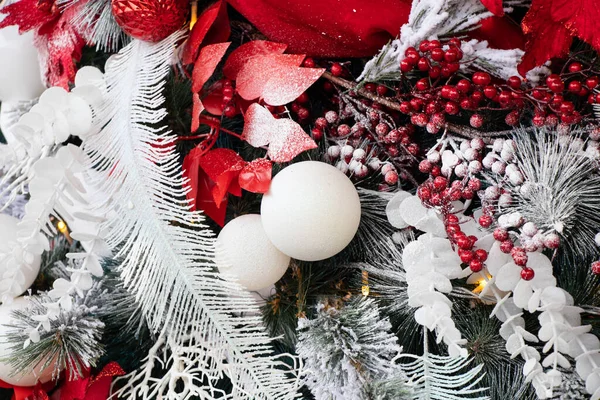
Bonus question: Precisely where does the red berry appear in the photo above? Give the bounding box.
[586,76,599,89]
[468,178,481,191]
[296,92,310,104]
[407,143,420,155]
[433,176,448,191]
[418,57,431,71]
[457,79,472,93]
[416,78,430,91]
[431,47,444,61]
[419,40,430,52]
[547,74,564,92]
[376,85,388,96]
[568,62,583,73]
[461,188,474,199]
[568,80,582,93]
[445,101,460,115]
[478,214,493,227]
[560,101,574,114]
[493,228,509,241]
[429,66,441,79]
[446,87,460,101]
[592,261,600,275]
[419,160,433,173]
[533,114,546,127]
[302,58,316,68]
[460,98,473,110]
[429,40,441,48]
[364,83,377,93]
[411,113,428,127]
[400,59,413,73]
[410,98,424,112]
[471,91,484,103]
[426,101,441,115]
[500,240,514,253]
[475,249,488,261]
[469,259,483,272]
[507,76,522,89]
[384,170,399,185]
[444,48,460,62]
[330,62,343,77]
[484,86,497,99]
[472,72,491,86]
[311,127,323,141]
[315,117,328,129]
[400,101,412,114]
[520,267,535,281]
[447,214,459,224]
[460,249,474,263]
[544,233,560,249]
[470,114,484,128]
[457,236,474,250]
[418,186,431,201]
[297,107,310,120]
[498,91,512,104]
[446,223,461,236]
[449,38,462,47]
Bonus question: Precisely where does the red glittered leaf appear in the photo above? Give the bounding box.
[191,42,231,92]
[197,148,245,206]
[192,92,205,132]
[518,0,573,75]
[243,103,317,162]
[0,0,56,33]
[479,0,504,16]
[196,168,228,226]
[37,4,86,88]
[183,0,230,65]
[202,81,225,115]
[235,53,305,102]
[223,40,287,80]
[262,65,324,106]
[239,158,272,193]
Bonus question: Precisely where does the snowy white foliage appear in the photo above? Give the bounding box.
[399,328,489,400]
[358,0,525,82]
[75,32,300,399]
[296,297,407,400]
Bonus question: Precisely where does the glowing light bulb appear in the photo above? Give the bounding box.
[57,221,68,233]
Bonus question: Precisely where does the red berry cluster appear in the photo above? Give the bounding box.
[445,215,488,273]
[416,175,481,205]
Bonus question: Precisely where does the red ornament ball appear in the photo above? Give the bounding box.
[111,0,189,42]
[592,261,600,275]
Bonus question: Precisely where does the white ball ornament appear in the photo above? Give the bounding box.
[215,214,290,291]
[0,214,41,298]
[0,297,55,386]
[0,18,45,102]
[260,161,361,261]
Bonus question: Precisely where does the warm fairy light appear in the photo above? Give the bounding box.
[361,270,369,296]
[477,279,487,288]
[57,220,68,233]
[190,1,198,30]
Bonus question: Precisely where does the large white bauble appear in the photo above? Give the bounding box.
[215,214,290,291]
[0,19,45,102]
[0,297,55,386]
[0,214,41,296]
[260,161,361,261]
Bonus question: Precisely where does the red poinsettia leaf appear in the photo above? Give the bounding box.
[37,4,86,88]
[518,0,573,75]
[203,0,231,46]
[222,40,287,80]
[0,0,56,33]
[192,92,205,132]
[243,103,317,162]
[479,0,504,16]
[236,53,305,102]
[550,0,600,49]
[191,42,231,92]
[262,66,324,106]
[239,158,272,193]
[183,0,228,65]
[197,148,245,206]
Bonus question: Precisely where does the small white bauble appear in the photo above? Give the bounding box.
[0,297,55,386]
[0,214,41,296]
[0,19,45,102]
[215,214,290,291]
[260,161,361,261]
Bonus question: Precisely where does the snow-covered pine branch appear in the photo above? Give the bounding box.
[78,31,301,399]
[358,0,526,83]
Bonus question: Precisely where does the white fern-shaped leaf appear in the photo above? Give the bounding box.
[399,328,489,400]
[80,32,300,399]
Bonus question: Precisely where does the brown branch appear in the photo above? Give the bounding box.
[321,71,519,139]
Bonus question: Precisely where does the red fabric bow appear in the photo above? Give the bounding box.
[0,380,54,400]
